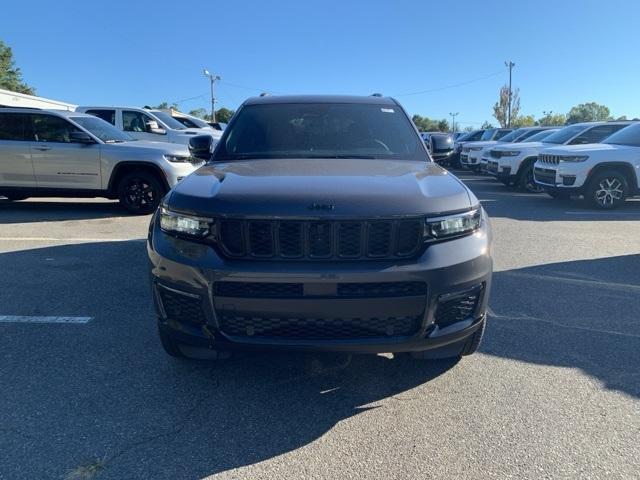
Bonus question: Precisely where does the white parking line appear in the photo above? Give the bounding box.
[0,315,92,324]
[564,211,640,216]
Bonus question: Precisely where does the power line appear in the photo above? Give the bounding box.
[393,70,503,97]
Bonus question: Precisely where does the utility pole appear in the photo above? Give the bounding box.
[203,68,221,123]
[449,112,459,132]
[505,61,515,128]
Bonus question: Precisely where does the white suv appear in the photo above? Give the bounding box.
[460,128,512,170]
[534,122,640,208]
[486,122,632,192]
[0,108,204,214]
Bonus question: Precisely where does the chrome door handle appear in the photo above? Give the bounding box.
[34,146,52,151]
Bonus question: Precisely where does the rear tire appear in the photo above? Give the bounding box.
[410,320,486,360]
[117,171,165,215]
[585,169,629,209]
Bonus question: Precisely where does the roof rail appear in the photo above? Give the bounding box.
[371,93,383,97]
[0,105,41,110]
[259,92,271,97]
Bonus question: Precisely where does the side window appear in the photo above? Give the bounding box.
[0,113,32,141]
[570,125,625,145]
[495,129,511,140]
[86,109,116,125]
[123,110,156,133]
[32,115,81,143]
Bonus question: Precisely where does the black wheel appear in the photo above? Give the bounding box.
[117,171,165,215]
[158,327,185,358]
[586,170,629,209]
[519,164,544,193]
[410,320,486,360]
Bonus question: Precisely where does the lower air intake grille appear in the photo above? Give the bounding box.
[158,287,206,325]
[219,315,422,339]
[434,286,482,329]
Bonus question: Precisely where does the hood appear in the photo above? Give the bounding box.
[168,159,474,218]
[106,140,189,155]
[181,128,222,138]
[493,141,544,151]
[541,143,631,154]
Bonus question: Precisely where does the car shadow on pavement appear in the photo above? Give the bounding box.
[0,198,130,224]
[0,241,638,479]
[485,254,640,399]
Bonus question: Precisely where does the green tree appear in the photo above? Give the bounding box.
[492,85,521,127]
[537,111,566,126]
[511,115,536,127]
[149,101,178,110]
[215,107,235,123]
[566,102,611,124]
[480,121,494,129]
[0,40,35,94]
[188,108,208,119]
[412,114,449,132]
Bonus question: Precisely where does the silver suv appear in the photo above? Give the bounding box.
[0,108,204,214]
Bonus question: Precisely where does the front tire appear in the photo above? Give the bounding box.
[117,171,165,215]
[519,164,544,193]
[158,327,185,358]
[586,170,628,209]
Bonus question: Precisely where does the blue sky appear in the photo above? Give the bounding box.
[3,0,638,127]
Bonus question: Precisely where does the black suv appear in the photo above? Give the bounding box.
[147,95,492,361]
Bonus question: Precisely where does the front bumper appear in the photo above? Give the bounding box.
[533,161,588,190]
[162,160,205,187]
[147,214,492,353]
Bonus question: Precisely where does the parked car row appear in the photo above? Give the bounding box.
[458,120,640,208]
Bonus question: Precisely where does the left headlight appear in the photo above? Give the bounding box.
[164,154,191,163]
[500,150,521,157]
[425,208,481,240]
[159,207,215,239]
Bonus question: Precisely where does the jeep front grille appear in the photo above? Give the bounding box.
[217,218,424,261]
[538,154,560,165]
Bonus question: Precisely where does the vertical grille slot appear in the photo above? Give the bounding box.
[278,222,304,258]
[338,222,363,257]
[220,220,244,256]
[396,220,422,256]
[248,222,274,257]
[367,222,392,257]
[309,222,332,257]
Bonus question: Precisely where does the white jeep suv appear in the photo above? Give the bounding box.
[534,122,640,209]
[0,108,204,214]
[486,122,632,192]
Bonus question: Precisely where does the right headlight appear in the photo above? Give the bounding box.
[425,208,482,240]
[559,155,589,162]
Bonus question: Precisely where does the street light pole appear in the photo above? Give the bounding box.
[505,61,515,128]
[203,68,221,123]
[449,112,459,132]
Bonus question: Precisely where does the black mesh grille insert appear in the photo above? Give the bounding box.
[219,315,422,339]
[337,282,427,298]
[158,288,205,325]
[434,287,482,329]
[217,218,424,261]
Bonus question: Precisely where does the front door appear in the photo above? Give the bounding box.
[0,112,36,188]
[30,114,101,190]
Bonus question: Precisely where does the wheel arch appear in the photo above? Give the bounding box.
[108,162,170,194]
[586,162,638,192]
[515,155,539,178]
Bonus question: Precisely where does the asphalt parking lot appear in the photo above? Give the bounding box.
[1,170,639,480]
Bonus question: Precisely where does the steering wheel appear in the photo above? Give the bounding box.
[353,138,391,152]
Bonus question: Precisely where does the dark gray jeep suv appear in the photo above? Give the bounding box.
[147,95,492,360]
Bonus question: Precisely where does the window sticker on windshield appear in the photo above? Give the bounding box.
[381,108,395,113]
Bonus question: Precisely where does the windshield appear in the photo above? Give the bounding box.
[542,124,587,144]
[176,115,211,129]
[480,129,496,141]
[603,123,640,146]
[149,111,188,130]
[527,129,558,142]
[215,103,428,161]
[498,128,526,143]
[70,116,134,143]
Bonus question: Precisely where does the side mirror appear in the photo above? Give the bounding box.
[70,131,95,144]
[146,121,166,135]
[189,135,214,161]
